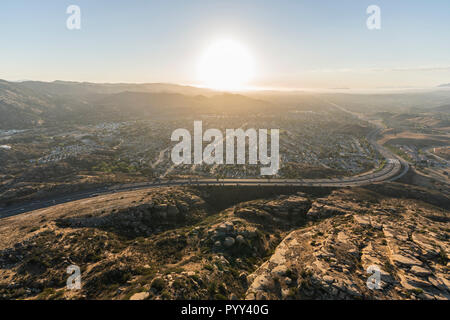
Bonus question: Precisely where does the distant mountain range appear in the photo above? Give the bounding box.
[2,79,449,129]
[18,80,216,97]
[0,80,273,129]
[437,83,450,87]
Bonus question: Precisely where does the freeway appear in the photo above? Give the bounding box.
[0,101,409,219]
[0,155,406,219]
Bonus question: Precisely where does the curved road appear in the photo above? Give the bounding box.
[0,105,409,219]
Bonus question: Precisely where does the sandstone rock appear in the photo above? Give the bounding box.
[323,275,335,284]
[382,227,396,238]
[219,255,229,265]
[223,237,235,248]
[129,291,149,300]
[280,288,291,299]
[399,274,431,291]
[428,276,448,291]
[236,235,245,244]
[354,215,370,227]
[239,272,248,285]
[249,275,271,291]
[224,222,234,232]
[410,266,432,277]
[392,254,422,267]
[246,292,256,300]
[272,265,288,276]
[217,224,227,233]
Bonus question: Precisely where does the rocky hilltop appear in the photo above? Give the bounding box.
[246,189,449,300]
[0,184,448,300]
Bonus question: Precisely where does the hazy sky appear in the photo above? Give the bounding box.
[1,0,450,89]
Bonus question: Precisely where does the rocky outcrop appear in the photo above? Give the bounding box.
[204,193,311,254]
[0,186,447,300]
[245,189,449,300]
[55,188,207,236]
[234,193,311,225]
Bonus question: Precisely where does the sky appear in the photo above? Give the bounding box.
[1,0,450,89]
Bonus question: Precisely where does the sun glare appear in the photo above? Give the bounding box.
[197,39,254,91]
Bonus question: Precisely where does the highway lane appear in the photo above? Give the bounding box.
[0,157,405,219]
[0,101,409,219]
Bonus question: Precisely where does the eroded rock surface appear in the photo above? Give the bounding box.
[0,186,448,300]
[246,189,449,300]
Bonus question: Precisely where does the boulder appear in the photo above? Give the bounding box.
[236,235,245,244]
[129,291,149,300]
[223,237,235,248]
[392,254,422,267]
[410,266,432,277]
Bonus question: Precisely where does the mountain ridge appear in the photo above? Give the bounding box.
[0,80,273,129]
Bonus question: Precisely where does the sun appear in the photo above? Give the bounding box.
[197,39,254,91]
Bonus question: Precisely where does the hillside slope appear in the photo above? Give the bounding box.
[0,185,448,300]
